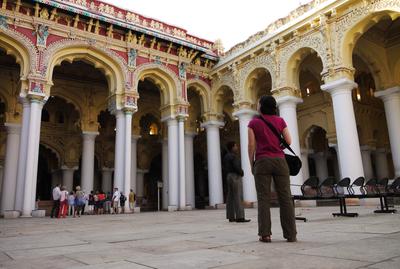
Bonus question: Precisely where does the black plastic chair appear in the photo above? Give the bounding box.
[375,178,397,214]
[348,176,365,196]
[332,177,358,217]
[388,177,400,194]
[318,177,336,198]
[364,178,379,196]
[300,176,319,198]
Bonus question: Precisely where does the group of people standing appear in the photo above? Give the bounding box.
[50,185,136,218]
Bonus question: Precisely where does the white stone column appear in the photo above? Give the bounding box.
[81,131,98,194]
[276,96,304,194]
[0,123,21,214]
[301,149,310,180]
[313,152,329,181]
[201,121,224,207]
[113,110,125,191]
[375,86,400,177]
[14,98,30,211]
[136,169,147,197]
[62,166,77,192]
[167,118,179,210]
[22,99,45,217]
[232,109,257,202]
[361,146,374,181]
[374,148,389,179]
[0,165,3,197]
[101,167,113,193]
[321,78,364,181]
[177,117,186,210]
[185,132,196,208]
[123,111,132,212]
[130,135,140,194]
[162,139,169,210]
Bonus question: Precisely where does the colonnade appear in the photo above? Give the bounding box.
[1,78,399,217]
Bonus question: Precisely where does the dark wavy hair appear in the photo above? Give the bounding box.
[259,95,277,115]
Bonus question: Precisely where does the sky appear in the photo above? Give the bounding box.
[102,0,312,51]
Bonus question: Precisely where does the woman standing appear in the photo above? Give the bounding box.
[248,95,297,243]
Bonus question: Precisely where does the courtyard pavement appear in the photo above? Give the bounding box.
[0,205,400,269]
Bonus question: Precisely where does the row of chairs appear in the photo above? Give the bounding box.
[292,176,400,218]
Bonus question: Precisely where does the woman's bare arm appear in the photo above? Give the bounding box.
[248,128,256,167]
[282,127,292,145]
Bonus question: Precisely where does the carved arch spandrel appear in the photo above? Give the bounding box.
[335,0,400,69]
[43,39,128,94]
[0,28,38,80]
[133,63,181,107]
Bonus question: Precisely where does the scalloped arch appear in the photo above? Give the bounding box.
[302,124,328,149]
[133,63,181,106]
[0,28,38,80]
[283,46,324,89]
[187,78,210,114]
[39,141,63,167]
[338,2,400,68]
[44,39,128,94]
[280,33,327,88]
[240,54,276,90]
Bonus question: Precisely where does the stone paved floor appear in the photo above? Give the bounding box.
[0,205,400,269]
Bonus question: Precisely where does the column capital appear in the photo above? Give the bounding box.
[4,123,21,134]
[101,167,114,172]
[200,120,224,129]
[162,117,178,126]
[374,86,400,101]
[132,134,141,140]
[360,145,375,152]
[185,132,197,138]
[275,95,303,106]
[61,165,78,171]
[82,131,99,140]
[232,108,257,119]
[321,78,358,96]
[374,148,387,154]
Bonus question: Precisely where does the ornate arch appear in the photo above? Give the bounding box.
[39,140,63,167]
[279,32,328,88]
[43,39,128,94]
[0,26,38,80]
[187,78,211,114]
[133,63,181,106]
[240,54,276,90]
[211,81,235,115]
[301,124,329,150]
[336,0,400,68]
[353,46,391,91]
[50,89,83,119]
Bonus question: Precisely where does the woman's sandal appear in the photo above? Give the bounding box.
[259,235,271,243]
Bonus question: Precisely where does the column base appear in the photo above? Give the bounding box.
[32,210,46,218]
[133,207,141,213]
[3,210,20,218]
[215,203,226,209]
[168,205,177,212]
[185,205,192,211]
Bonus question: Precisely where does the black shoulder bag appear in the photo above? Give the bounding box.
[258,116,302,176]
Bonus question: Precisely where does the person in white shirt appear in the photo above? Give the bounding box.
[58,186,69,218]
[112,188,120,214]
[50,183,61,218]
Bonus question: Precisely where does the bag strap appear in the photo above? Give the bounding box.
[258,116,297,156]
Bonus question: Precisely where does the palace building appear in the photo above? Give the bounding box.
[0,0,399,216]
